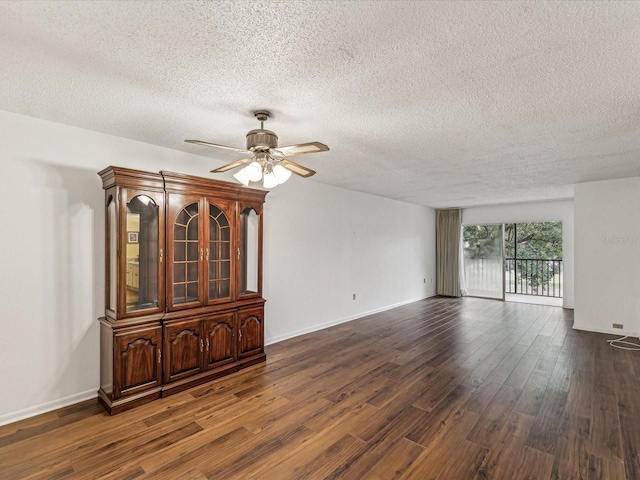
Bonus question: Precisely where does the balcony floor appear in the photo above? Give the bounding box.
[505,292,563,307]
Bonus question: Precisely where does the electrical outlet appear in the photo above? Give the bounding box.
[613,323,624,329]
[353,293,356,300]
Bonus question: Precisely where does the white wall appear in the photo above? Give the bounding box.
[462,200,574,309]
[264,180,435,343]
[574,177,640,335]
[0,110,436,424]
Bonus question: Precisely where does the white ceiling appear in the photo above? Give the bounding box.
[1,1,639,208]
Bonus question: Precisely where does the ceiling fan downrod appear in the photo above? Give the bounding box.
[254,110,270,130]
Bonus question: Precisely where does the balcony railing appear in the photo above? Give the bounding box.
[505,258,563,298]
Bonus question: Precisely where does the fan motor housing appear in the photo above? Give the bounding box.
[246,129,278,151]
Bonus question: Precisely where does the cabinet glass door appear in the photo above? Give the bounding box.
[125,194,160,313]
[207,202,232,302]
[107,196,117,313]
[239,207,260,296]
[172,201,200,306]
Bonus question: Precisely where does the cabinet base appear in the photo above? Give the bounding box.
[162,353,267,397]
[98,352,266,414]
[98,387,162,415]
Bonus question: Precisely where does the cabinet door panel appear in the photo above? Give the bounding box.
[167,194,204,310]
[121,189,165,317]
[205,312,236,369]
[115,326,162,398]
[205,198,236,305]
[238,307,264,358]
[237,202,263,299]
[164,319,203,383]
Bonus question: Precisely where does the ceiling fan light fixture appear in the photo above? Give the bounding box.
[273,164,292,185]
[233,167,251,186]
[246,161,263,182]
[262,170,278,189]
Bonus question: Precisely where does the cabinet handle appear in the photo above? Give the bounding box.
[200,248,204,261]
[206,339,210,350]
[206,248,209,261]
[158,349,162,364]
[239,329,242,340]
[237,247,241,260]
[159,248,163,263]
[200,339,204,352]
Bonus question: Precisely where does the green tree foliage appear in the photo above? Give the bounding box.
[463,225,502,260]
[504,222,562,260]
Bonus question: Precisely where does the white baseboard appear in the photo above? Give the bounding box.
[572,324,639,337]
[265,294,436,346]
[0,389,97,427]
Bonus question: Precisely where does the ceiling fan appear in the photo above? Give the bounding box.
[185,110,329,188]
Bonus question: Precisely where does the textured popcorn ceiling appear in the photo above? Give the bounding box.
[1,1,640,208]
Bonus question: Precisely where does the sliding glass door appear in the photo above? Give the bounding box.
[462,224,504,300]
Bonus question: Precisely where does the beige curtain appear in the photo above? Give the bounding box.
[436,209,462,297]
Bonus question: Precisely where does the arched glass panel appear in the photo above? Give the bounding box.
[107,197,117,311]
[208,204,231,299]
[173,202,200,304]
[239,207,259,295]
[126,195,159,312]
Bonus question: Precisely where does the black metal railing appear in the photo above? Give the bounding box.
[505,258,563,298]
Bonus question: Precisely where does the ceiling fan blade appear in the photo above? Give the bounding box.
[185,139,252,155]
[280,159,316,178]
[211,159,250,173]
[272,142,329,157]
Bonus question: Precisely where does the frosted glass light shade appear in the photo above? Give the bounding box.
[262,171,278,188]
[233,167,251,186]
[246,161,263,182]
[273,164,292,184]
[233,158,289,188]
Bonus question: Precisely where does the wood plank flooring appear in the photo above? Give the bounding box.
[2,296,639,479]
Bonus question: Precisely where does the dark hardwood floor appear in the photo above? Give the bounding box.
[1,296,638,479]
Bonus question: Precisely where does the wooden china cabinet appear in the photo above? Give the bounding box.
[98,167,267,414]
